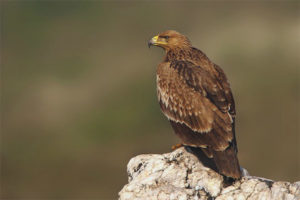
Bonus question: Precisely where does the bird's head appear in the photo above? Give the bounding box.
[148,30,191,51]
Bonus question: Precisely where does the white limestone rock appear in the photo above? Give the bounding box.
[119,147,300,200]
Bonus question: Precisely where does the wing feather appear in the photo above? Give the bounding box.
[157,60,234,150]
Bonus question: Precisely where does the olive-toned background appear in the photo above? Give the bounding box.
[1,1,299,199]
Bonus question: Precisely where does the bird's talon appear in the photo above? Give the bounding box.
[171,143,183,150]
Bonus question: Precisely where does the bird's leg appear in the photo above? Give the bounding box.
[171,143,183,151]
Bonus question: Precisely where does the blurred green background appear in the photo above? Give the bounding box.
[1,1,299,199]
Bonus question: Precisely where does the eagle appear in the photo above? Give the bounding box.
[148,30,242,179]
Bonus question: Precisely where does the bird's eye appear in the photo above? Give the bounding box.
[161,36,170,39]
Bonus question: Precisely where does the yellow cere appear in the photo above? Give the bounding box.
[152,35,159,42]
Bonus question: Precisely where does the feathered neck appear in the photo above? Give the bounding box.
[164,47,191,61]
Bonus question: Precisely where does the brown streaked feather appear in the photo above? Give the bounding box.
[169,121,232,151]
[169,60,231,114]
[213,64,236,116]
[157,61,234,136]
[157,62,215,133]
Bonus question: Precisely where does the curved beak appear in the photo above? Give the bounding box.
[148,35,158,48]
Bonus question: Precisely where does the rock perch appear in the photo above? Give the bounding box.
[119,147,300,200]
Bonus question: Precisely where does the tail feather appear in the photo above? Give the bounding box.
[169,120,242,179]
[212,143,242,179]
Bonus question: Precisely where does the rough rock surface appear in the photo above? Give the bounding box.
[119,147,300,200]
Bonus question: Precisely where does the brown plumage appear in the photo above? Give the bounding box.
[148,30,242,179]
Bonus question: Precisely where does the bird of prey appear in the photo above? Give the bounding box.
[148,30,242,179]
